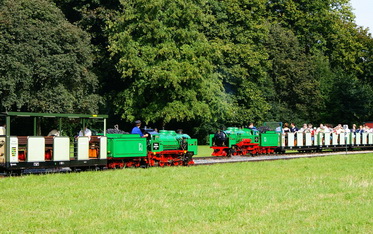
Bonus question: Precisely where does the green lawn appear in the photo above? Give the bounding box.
[0,154,372,233]
[196,145,212,157]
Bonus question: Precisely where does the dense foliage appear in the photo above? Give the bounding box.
[107,0,230,127]
[1,0,372,140]
[0,0,101,113]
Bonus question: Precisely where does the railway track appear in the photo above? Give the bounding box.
[193,150,373,165]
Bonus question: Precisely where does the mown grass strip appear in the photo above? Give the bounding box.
[0,154,372,233]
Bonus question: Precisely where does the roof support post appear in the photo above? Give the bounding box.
[104,119,107,136]
[5,116,10,164]
[59,118,62,134]
[33,117,37,136]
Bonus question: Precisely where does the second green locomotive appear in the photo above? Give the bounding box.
[209,123,279,156]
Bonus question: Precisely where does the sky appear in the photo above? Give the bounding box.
[350,0,373,34]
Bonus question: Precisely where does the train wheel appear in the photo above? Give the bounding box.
[159,161,165,167]
[125,162,133,168]
[227,148,235,157]
[148,159,155,167]
[9,170,22,176]
[73,168,82,173]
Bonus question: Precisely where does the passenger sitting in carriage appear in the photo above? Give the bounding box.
[356,125,364,134]
[298,123,308,133]
[47,129,60,137]
[282,123,290,134]
[0,123,6,135]
[290,123,298,133]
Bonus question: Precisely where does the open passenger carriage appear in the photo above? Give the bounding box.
[280,131,373,152]
[0,112,108,175]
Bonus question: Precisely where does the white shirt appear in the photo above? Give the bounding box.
[79,128,92,137]
[47,129,60,136]
[0,126,5,135]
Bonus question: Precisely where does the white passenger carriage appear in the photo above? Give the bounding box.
[280,131,373,152]
[0,112,108,175]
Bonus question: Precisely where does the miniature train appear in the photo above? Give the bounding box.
[210,122,373,156]
[1,112,372,175]
[0,112,197,175]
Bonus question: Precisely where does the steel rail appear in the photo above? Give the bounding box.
[193,150,373,165]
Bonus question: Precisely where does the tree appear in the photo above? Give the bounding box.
[266,0,369,75]
[265,0,373,125]
[47,0,372,134]
[53,0,122,111]
[324,72,373,124]
[107,0,230,126]
[0,0,101,113]
[203,0,271,125]
[265,24,323,123]
[354,27,373,86]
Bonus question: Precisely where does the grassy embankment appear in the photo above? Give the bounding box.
[0,154,372,233]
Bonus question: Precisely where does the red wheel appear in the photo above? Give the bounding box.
[148,160,155,167]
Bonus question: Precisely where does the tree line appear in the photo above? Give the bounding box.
[0,0,372,141]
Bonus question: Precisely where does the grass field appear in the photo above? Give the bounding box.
[196,145,212,157]
[0,154,372,233]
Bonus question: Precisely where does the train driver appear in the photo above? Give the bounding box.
[131,120,148,138]
[247,122,257,130]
